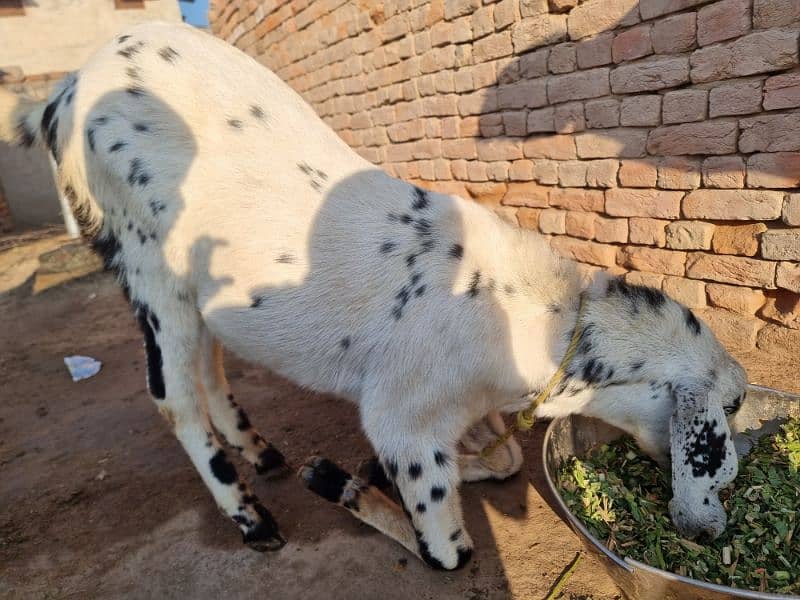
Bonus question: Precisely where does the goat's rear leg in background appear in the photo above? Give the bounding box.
[197,331,291,479]
[135,300,285,550]
[458,410,523,482]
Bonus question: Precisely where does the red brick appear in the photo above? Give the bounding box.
[695,308,761,352]
[640,0,706,19]
[527,107,556,132]
[686,253,776,288]
[511,14,567,52]
[497,79,548,109]
[712,223,768,256]
[488,161,511,182]
[707,283,766,315]
[568,0,640,41]
[585,98,620,129]
[690,30,800,84]
[658,157,701,190]
[612,25,653,64]
[523,135,577,160]
[747,153,800,189]
[533,160,560,184]
[759,291,800,330]
[503,182,550,207]
[663,276,707,308]
[549,43,577,74]
[651,12,696,54]
[620,95,661,127]
[476,138,524,161]
[586,160,619,188]
[444,0,480,20]
[576,32,614,69]
[558,161,588,187]
[606,189,683,218]
[619,159,658,187]
[777,262,800,293]
[547,68,610,103]
[610,56,690,93]
[575,129,648,158]
[761,229,800,261]
[757,324,800,355]
[753,0,800,28]
[708,80,762,118]
[626,271,665,289]
[783,193,800,227]
[458,89,497,116]
[554,102,585,133]
[662,89,707,124]
[697,0,750,47]
[551,237,618,267]
[629,217,669,246]
[539,208,567,234]
[702,156,745,189]
[763,72,800,111]
[442,138,478,159]
[467,161,489,182]
[474,32,514,62]
[519,48,550,78]
[517,207,542,230]
[739,113,800,153]
[565,211,596,239]
[684,190,783,220]
[594,215,628,243]
[550,188,605,211]
[646,121,738,155]
[665,220,714,250]
[617,246,687,275]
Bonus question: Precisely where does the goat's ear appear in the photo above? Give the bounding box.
[668,379,738,540]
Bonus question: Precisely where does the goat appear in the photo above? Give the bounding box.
[0,22,747,570]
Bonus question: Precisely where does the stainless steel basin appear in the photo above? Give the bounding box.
[542,384,800,600]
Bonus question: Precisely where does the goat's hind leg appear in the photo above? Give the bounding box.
[136,300,285,550]
[459,410,523,482]
[197,330,291,479]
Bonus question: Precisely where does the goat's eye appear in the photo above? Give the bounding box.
[724,393,745,416]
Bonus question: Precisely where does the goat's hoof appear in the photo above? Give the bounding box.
[298,456,353,504]
[356,456,393,492]
[242,504,286,552]
[255,443,291,480]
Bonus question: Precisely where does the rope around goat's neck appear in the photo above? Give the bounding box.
[480,294,587,459]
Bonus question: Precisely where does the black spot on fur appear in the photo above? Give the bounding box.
[236,408,251,431]
[126,66,141,81]
[684,420,727,478]
[136,305,165,399]
[126,86,145,98]
[242,503,284,550]
[250,104,265,119]
[416,502,426,513]
[136,228,147,245]
[16,120,35,147]
[117,41,144,59]
[607,278,666,314]
[109,141,126,152]
[400,214,413,225]
[255,444,287,475]
[449,528,462,542]
[448,244,464,259]
[45,117,59,162]
[275,253,295,264]
[456,547,473,569]
[250,295,264,308]
[228,119,243,129]
[65,91,74,105]
[413,217,432,235]
[87,128,96,152]
[304,458,351,503]
[127,221,133,231]
[150,313,160,332]
[468,271,481,297]
[548,303,561,313]
[158,46,180,62]
[685,308,701,335]
[408,463,422,480]
[434,451,448,467]
[127,158,150,187]
[133,122,148,132]
[415,285,426,297]
[431,486,446,502]
[412,187,429,210]
[631,361,644,371]
[340,337,351,350]
[380,241,396,254]
[504,284,515,295]
[117,34,131,43]
[416,533,445,570]
[386,460,399,479]
[149,199,166,216]
[405,254,417,267]
[210,450,238,484]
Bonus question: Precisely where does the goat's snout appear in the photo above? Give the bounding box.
[669,495,727,541]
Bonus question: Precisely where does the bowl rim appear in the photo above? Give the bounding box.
[541,384,800,600]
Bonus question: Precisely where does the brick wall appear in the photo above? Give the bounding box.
[209,0,800,359]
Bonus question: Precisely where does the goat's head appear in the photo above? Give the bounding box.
[555,275,747,540]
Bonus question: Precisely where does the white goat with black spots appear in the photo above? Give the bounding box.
[0,22,748,570]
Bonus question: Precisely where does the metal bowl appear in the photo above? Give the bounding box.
[542,384,800,600]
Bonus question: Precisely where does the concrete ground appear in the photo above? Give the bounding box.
[0,232,795,599]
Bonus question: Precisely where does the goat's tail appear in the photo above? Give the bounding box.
[0,86,46,148]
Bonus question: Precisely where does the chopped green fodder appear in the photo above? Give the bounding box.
[558,417,800,594]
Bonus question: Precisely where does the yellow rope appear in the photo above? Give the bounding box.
[480,295,586,459]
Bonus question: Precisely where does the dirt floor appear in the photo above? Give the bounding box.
[0,232,796,600]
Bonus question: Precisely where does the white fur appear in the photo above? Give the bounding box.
[0,21,748,568]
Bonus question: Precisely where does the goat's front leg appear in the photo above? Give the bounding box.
[459,410,523,482]
[135,301,284,551]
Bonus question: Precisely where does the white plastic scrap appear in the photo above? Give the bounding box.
[64,355,102,382]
